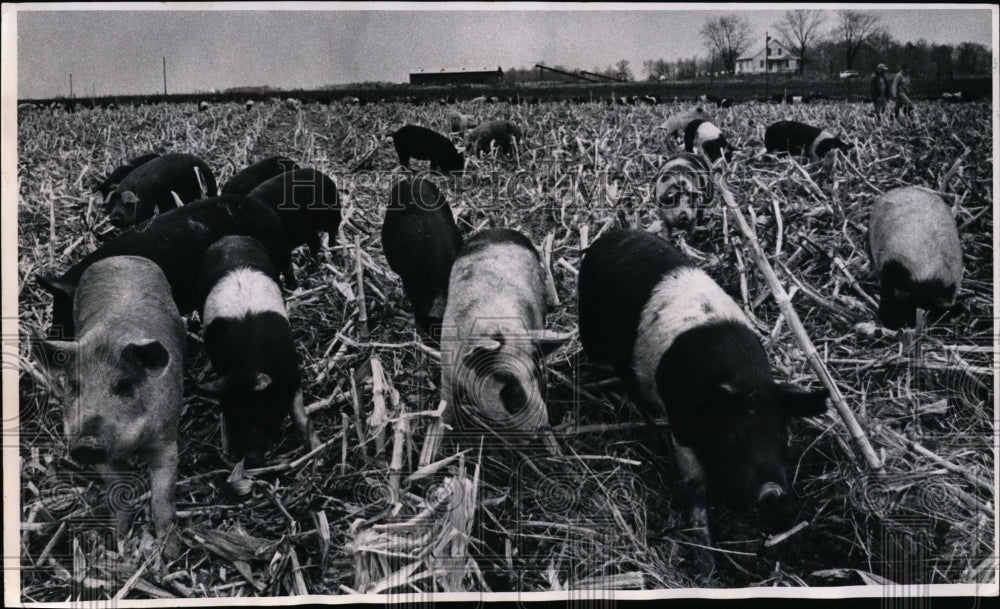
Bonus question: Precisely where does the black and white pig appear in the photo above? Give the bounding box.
[221,156,300,196]
[683,119,735,163]
[197,236,318,466]
[660,107,715,142]
[105,153,218,227]
[92,152,161,200]
[764,120,854,163]
[578,229,828,565]
[390,125,465,174]
[246,167,342,282]
[867,186,963,329]
[38,195,291,339]
[467,120,524,157]
[381,178,462,344]
[37,256,185,558]
[653,152,715,230]
[440,229,567,437]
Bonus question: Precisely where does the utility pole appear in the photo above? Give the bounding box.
[69,73,73,99]
[765,32,771,100]
[710,48,715,86]
[163,57,168,96]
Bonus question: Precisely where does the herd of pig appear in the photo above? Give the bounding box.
[31,107,964,574]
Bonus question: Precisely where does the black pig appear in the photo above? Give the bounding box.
[221,156,299,196]
[92,152,161,200]
[106,153,218,227]
[381,178,462,343]
[246,167,342,282]
[390,125,465,174]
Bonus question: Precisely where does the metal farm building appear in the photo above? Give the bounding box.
[409,66,504,86]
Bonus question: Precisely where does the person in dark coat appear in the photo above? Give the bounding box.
[892,64,914,121]
[870,63,889,117]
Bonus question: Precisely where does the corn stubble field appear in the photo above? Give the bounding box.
[17,96,995,599]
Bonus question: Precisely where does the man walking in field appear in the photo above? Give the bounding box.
[891,64,914,122]
[870,63,889,118]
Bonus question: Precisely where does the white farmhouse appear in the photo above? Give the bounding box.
[736,40,799,74]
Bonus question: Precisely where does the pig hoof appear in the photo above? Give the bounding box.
[161,530,183,563]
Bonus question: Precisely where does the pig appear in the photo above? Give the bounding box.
[37,195,291,339]
[92,152,161,200]
[37,256,185,558]
[246,167,342,277]
[106,153,218,227]
[440,229,566,438]
[660,107,715,143]
[652,152,715,230]
[381,178,462,344]
[578,229,828,570]
[867,186,964,329]
[199,101,210,112]
[221,156,300,196]
[390,125,465,174]
[683,119,735,163]
[467,120,524,157]
[765,120,854,162]
[197,236,318,466]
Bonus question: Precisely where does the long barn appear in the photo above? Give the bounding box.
[410,66,504,86]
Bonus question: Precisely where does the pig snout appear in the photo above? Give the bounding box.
[69,435,107,464]
[752,482,801,533]
[109,209,128,227]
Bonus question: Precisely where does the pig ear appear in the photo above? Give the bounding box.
[121,339,170,377]
[718,382,740,396]
[35,339,77,372]
[776,383,829,418]
[37,274,76,299]
[120,191,140,206]
[253,372,272,392]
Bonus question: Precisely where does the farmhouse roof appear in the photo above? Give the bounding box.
[737,40,799,61]
[412,66,503,74]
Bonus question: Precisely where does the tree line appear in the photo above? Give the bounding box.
[501,10,990,84]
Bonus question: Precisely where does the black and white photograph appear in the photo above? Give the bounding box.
[3,2,997,604]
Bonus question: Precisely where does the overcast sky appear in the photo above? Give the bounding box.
[12,4,996,99]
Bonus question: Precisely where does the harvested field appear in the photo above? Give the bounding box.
[15,97,995,599]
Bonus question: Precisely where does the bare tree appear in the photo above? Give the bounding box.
[701,15,754,73]
[836,10,885,69]
[615,59,633,82]
[774,9,826,74]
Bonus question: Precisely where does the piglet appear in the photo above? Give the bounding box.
[578,229,828,573]
[106,153,218,227]
[439,229,566,440]
[38,256,185,558]
[381,177,462,344]
[197,236,318,466]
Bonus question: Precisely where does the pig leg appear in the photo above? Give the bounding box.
[284,259,299,290]
[290,389,320,451]
[96,458,139,543]
[671,433,714,577]
[146,440,180,560]
[306,231,322,263]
